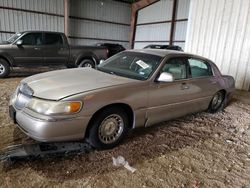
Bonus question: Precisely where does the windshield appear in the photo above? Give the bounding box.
[97,52,162,80]
[6,33,22,43]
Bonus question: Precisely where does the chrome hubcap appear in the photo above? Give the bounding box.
[211,92,223,110]
[84,63,93,67]
[0,64,5,75]
[98,114,124,144]
[78,61,93,68]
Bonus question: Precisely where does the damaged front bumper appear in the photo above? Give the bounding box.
[9,104,91,142]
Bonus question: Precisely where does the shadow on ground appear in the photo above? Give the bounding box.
[2,109,222,182]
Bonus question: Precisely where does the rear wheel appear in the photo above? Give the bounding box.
[87,107,129,149]
[208,91,225,113]
[0,58,10,78]
[78,59,95,68]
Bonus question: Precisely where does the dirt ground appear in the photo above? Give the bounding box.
[0,68,250,188]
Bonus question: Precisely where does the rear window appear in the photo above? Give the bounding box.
[188,58,213,78]
[45,33,63,45]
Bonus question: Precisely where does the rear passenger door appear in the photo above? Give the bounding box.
[43,33,69,66]
[185,57,220,110]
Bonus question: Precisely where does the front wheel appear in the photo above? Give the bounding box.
[0,59,10,78]
[208,91,225,113]
[78,59,95,68]
[87,107,129,149]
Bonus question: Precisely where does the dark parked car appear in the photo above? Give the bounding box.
[0,31,108,77]
[144,44,183,51]
[96,43,125,57]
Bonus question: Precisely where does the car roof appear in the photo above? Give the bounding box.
[97,43,123,47]
[20,31,64,35]
[127,49,183,57]
[127,49,211,62]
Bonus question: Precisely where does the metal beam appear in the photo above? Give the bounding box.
[129,0,159,49]
[169,0,178,45]
[64,0,69,38]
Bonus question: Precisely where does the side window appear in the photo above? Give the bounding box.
[21,33,43,45]
[45,33,63,45]
[188,58,212,78]
[161,58,187,80]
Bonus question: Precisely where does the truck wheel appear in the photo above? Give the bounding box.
[78,59,95,68]
[208,91,225,113]
[0,59,10,78]
[87,107,129,149]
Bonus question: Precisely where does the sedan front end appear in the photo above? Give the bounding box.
[9,83,90,142]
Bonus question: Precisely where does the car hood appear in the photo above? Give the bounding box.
[22,68,136,100]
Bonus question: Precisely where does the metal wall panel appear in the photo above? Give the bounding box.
[174,21,187,41]
[134,41,168,49]
[69,19,130,41]
[0,0,130,47]
[70,0,131,24]
[134,0,173,49]
[69,0,131,48]
[0,33,12,41]
[0,0,64,15]
[0,9,64,32]
[176,0,190,19]
[69,38,130,49]
[134,0,190,49]
[185,0,250,90]
[137,0,173,24]
[135,23,171,41]
[0,0,64,42]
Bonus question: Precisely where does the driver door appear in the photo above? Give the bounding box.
[147,57,192,126]
[11,32,44,66]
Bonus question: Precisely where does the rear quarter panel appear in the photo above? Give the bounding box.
[69,46,107,66]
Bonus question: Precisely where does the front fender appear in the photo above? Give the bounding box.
[0,52,14,66]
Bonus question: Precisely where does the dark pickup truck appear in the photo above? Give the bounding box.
[0,31,108,77]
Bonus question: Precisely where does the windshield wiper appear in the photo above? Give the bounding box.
[97,67,117,76]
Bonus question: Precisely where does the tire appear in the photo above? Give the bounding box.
[78,59,95,68]
[0,58,10,78]
[208,91,225,113]
[66,64,75,68]
[87,107,129,149]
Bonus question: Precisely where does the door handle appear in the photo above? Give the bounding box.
[211,81,217,84]
[181,83,189,90]
[34,47,41,50]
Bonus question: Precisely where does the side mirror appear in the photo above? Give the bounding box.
[99,59,105,64]
[16,40,23,46]
[157,72,174,82]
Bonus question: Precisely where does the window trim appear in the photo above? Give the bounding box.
[187,57,214,79]
[155,57,189,82]
[18,32,43,46]
[44,33,64,46]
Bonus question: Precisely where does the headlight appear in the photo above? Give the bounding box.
[27,98,82,115]
[9,84,20,105]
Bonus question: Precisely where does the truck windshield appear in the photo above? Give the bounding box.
[97,52,162,80]
[6,33,22,44]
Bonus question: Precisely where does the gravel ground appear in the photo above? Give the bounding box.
[0,68,250,188]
